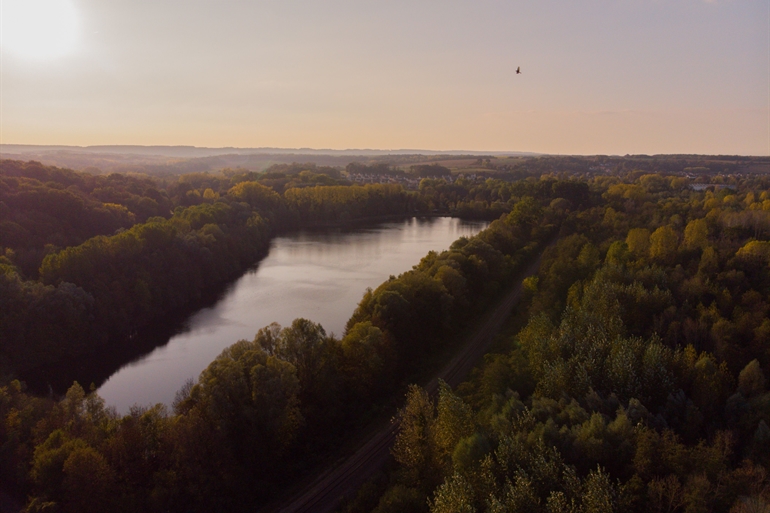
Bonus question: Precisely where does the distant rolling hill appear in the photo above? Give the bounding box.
[0,144,538,176]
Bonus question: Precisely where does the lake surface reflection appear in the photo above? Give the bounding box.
[98,217,488,412]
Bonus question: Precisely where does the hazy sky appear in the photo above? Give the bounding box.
[1,0,768,155]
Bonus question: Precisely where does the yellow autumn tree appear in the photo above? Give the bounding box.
[626,228,651,258]
[684,219,709,250]
[649,225,678,263]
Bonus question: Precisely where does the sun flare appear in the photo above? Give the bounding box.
[1,0,80,60]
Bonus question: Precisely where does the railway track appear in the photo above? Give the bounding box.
[269,244,551,513]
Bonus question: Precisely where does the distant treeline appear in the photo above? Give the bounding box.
[345,162,452,178]
[487,154,770,177]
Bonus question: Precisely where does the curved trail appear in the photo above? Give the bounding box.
[269,245,550,513]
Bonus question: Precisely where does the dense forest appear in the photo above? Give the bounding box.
[2,158,769,512]
[344,172,770,513]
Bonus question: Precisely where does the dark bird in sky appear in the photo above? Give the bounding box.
[516,67,521,74]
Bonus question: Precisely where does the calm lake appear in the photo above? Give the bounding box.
[98,217,488,412]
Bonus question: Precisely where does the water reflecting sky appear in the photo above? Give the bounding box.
[98,217,488,412]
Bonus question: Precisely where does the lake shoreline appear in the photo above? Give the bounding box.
[290,210,499,231]
[94,217,489,412]
[20,215,489,399]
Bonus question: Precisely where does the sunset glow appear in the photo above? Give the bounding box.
[0,0,767,154]
[1,0,80,60]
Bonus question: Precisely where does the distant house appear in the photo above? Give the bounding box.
[690,183,730,191]
[348,173,421,190]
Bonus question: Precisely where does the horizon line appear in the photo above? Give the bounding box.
[2,143,767,158]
